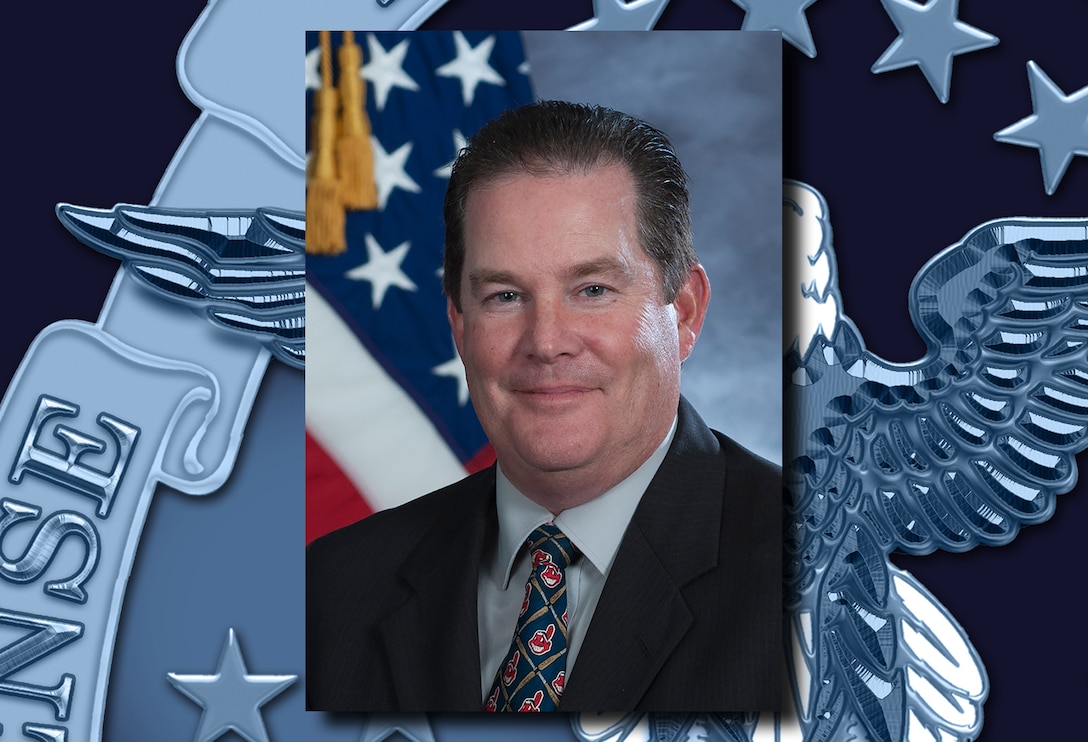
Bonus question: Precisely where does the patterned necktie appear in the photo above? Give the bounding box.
[484,523,578,712]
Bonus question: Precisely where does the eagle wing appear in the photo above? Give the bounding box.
[786,181,1087,742]
[55,203,306,369]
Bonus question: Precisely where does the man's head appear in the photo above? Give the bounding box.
[443,101,696,311]
[445,101,710,510]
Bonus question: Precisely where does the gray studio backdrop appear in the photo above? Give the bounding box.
[522,31,782,463]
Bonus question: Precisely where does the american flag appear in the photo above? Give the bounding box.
[304,31,534,543]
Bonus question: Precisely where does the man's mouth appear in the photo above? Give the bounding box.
[515,385,596,404]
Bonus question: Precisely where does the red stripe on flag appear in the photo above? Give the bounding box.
[465,443,496,474]
[306,430,374,544]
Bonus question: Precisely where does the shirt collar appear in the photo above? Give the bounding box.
[493,415,678,588]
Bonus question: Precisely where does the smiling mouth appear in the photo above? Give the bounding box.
[516,386,595,403]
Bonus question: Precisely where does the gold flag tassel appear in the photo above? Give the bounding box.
[306,30,346,255]
[336,30,378,210]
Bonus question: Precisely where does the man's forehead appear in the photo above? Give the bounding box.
[458,163,662,290]
[460,162,638,241]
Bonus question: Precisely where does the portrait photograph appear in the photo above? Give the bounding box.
[304,29,782,713]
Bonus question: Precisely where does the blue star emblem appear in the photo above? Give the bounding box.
[731,0,822,58]
[994,61,1088,195]
[871,0,998,103]
[167,629,296,742]
[568,0,669,31]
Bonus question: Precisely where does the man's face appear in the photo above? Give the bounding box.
[449,164,708,506]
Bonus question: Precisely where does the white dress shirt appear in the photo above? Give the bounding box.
[477,416,678,701]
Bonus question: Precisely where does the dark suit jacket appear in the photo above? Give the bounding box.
[306,398,782,712]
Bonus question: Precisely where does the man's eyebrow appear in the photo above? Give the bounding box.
[566,258,635,282]
[467,269,519,295]
[466,259,636,295]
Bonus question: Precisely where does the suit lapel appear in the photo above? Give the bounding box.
[560,399,725,710]
[378,469,496,711]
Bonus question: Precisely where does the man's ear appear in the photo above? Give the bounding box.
[448,297,465,357]
[674,263,710,363]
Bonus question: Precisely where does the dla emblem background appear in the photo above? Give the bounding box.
[1,1,1086,742]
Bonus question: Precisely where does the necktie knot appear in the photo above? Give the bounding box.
[527,523,577,570]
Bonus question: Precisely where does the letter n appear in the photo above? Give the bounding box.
[0,609,83,721]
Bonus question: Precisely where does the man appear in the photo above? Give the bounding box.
[306,101,782,712]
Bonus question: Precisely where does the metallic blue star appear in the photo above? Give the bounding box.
[168,629,296,742]
[731,0,821,58]
[871,0,998,103]
[359,715,436,742]
[995,61,1088,196]
[568,0,668,31]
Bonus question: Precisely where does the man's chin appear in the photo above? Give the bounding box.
[508,434,601,476]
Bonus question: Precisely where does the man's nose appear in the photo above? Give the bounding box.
[522,299,579,362]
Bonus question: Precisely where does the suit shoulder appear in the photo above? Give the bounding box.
[712,429,781,483]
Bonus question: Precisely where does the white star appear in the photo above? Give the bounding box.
[167,629,295,742]
[305,45,322,90]
[569,0,668,31]
[362,34,420,111]
[871,0,998,104]
[436,31,505,106]
[371,135,422,209]
[346,234,418,309]
[433,129,467,179]
[995,62,1088,196]
[433,351,470,406]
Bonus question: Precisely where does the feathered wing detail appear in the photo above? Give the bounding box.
[802,217,1088,555]
[54,203,306,369]
[785,181,1087,742]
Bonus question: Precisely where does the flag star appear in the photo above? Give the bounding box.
[167,629,296,742]
[730,0,821,58]
[568,0,668,31]
[436,31,505,106]
[362,34,420,111]
[305,45,322,90]
[360,715,436,742]
[871,0,998,104]
[433,352,470,406]
[371,135,422,209]
[346,234,418,309]
[433,129,467,179]
[995,62,1088,196]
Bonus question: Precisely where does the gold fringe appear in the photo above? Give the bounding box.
[306,33,346,255]
[337,31,378,210]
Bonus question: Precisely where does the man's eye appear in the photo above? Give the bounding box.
[493,291,520,303]
[582,285,608,298]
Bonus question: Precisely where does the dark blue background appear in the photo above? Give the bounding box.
[5,2,1084,741]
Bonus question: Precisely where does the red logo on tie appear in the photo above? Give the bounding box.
[519,689,545,712]
[503,651,520,685]
[528,624,555,655]
[552,670,565,695]
[532,549,552,567]
[539,562,563,588]
[561,609,568,625]
[485,687,499,711]
[520,583,532,616]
